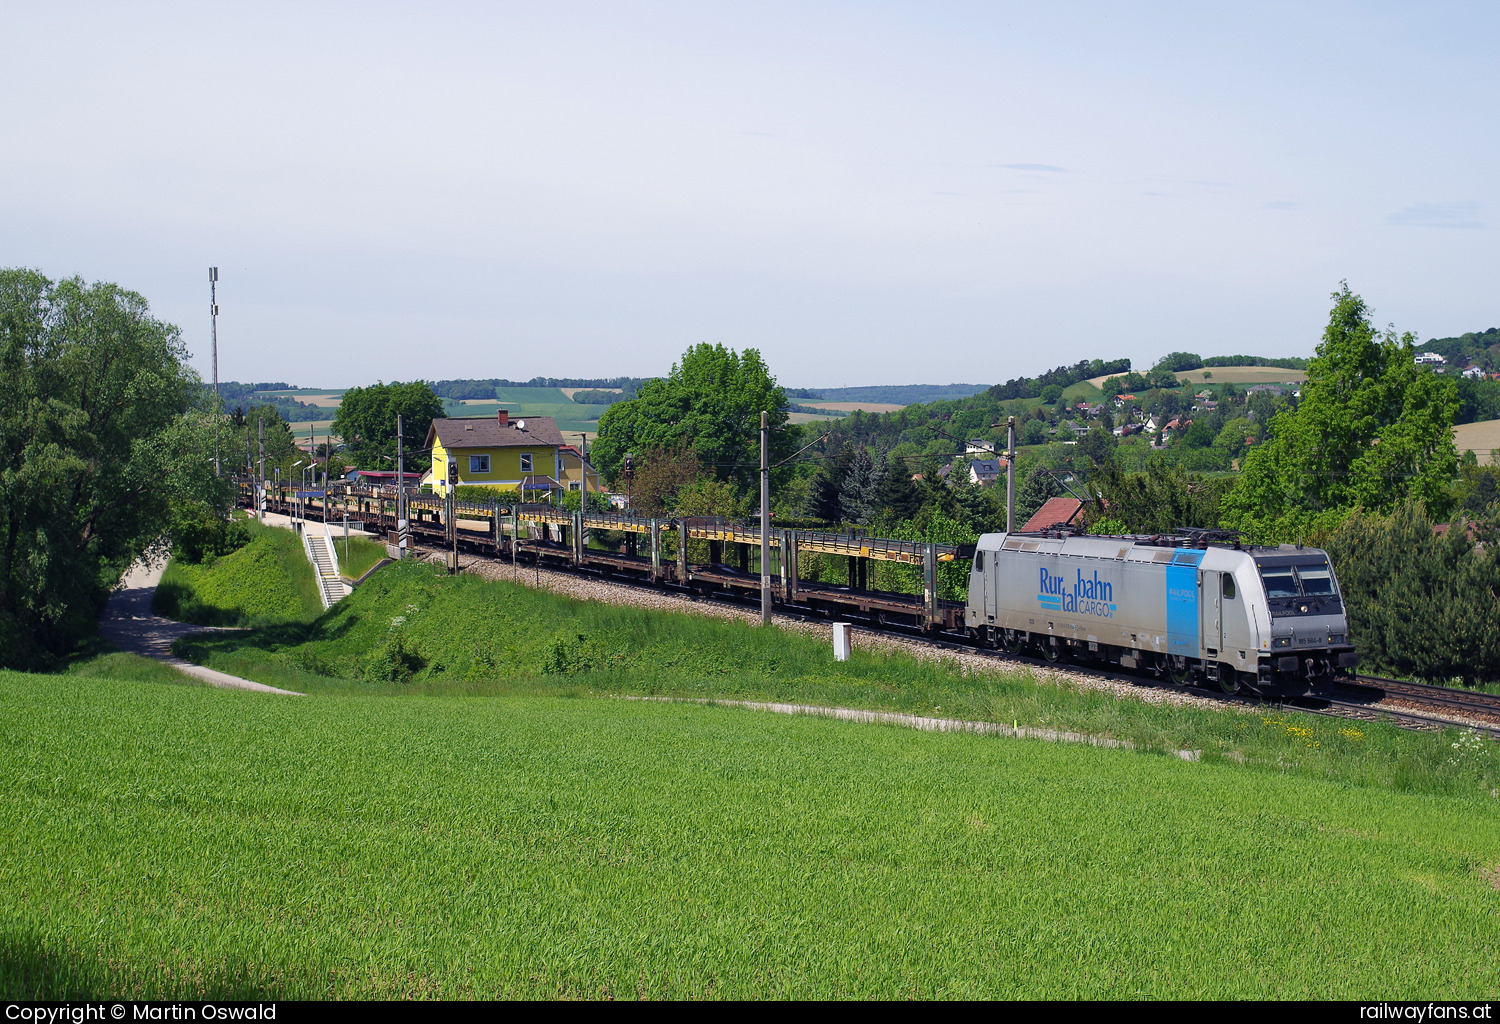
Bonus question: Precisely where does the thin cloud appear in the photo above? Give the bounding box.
[1263,201,1299,210]
[1189,180,1235,188]
[996,163,1068,172]
[1387,202,1484,229]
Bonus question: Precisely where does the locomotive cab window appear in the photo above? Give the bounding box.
[1260,567,1298,597]
[1297,565,1336,595]
[1222,574,1236,600]
[974,551,984,572]
[1258,559,1342,617]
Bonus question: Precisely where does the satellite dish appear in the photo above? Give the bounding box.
[516,419,526,430]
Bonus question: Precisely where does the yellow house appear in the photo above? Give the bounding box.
[557,444,604,493]
[425,410,565,498]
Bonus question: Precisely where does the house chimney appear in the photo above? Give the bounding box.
[496,409,509,427]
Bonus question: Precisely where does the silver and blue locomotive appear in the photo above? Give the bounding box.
[964,530,1357,693]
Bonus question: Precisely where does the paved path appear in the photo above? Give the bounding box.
[100,555,304,696]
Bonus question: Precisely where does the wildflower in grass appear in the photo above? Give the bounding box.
[1339,727,1365,741]
[1448,729,1488,772]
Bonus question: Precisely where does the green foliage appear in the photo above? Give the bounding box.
[1455,376,1500,425]
[569,389,626,405]
[227,403,300,474]
[1321,503,1500,685]
[1222,284,1460,542]
[362,625,425,682]
[1201,354,1309,369]
[1089,460,1233,535]
[1153,351,1203,372]
[592,344,792,495]
[332,381,444,472]
[1415,326,1500,371]
[0,269,224,668]
[673,477,747,518]
[168,506,251,564]
[988,358,1129,401]
[153,521,323,627]
[1014,463,1063,527]
[797,383,990,404]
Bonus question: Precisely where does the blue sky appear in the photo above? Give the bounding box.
[3,1,1495,387]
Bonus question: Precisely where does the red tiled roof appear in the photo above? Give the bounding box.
[1021,496,1085,533]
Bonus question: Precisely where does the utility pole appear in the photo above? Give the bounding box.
[257,417,265,523]
[396,413,405,560]
[760,410,771,626]
[209,267,220,475]
[1006,415,1016,533]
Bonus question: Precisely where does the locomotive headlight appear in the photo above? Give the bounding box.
[1329,633,1345,645]
[1274,637,1292,648]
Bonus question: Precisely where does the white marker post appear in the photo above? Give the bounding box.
[832,622,852,662]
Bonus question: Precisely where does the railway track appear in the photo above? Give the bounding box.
[258,492,1500,740]
[406,538,1500,740]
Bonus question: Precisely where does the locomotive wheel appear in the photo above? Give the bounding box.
[1043,640,1062,662]
[1001,630,1023,655]
[1167,655,1194,686]
[1218,669,1241,695]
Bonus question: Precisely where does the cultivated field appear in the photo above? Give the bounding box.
[446,387,614,434]
[801,401,906,413]
[4,668,1499,999]
[788,411,847,423]
[283,422,339,442]
[1087,365,1307,388]
[1453,419,1500,465]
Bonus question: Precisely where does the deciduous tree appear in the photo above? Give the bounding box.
[591,344,791,495]
[1221,284,1459,540]
[0,269,223,667]
[332,381,443,472]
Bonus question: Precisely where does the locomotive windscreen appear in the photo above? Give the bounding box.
[1257,559,1341,616]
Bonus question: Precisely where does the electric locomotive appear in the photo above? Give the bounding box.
[964,528,1357,693]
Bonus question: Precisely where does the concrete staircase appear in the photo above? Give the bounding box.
[302,528,351,610]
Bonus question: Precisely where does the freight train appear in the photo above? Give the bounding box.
[253,484,1355,696]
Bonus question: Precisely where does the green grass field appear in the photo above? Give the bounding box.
[2,664,1498,999]
[153,521,323,627]
[20,552,1496,998]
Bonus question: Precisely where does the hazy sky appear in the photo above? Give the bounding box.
[4,2,1496,388]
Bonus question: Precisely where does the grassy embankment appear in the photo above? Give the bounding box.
[153,520,324,627]
[329,532,388,580]
[3,660,1500,999]
[173,560,1500,800]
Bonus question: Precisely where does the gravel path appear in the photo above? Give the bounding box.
[100,555,304,696]
[418,545,1237,714]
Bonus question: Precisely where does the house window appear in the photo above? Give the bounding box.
[520,453,533,473]
[569,480,581,492]
[469,455,490,474]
